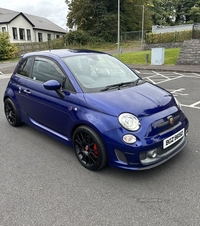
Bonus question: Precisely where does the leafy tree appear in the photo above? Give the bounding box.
[151,0,176,25]
[0,32,18,60]
[65,0,153,42]
[174,0,200,24]
[151,0,200,25]
[189,5,200,23]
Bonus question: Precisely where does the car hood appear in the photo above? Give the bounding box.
[83,82,174,117]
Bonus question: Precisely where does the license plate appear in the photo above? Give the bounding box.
[163,128,185,149]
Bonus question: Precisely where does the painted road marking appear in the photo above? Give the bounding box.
[168,88,188,96]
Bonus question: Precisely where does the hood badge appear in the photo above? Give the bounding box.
[168,116,174,126]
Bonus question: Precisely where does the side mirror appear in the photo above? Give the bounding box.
[43,80,61,90]
[43,80,65,98]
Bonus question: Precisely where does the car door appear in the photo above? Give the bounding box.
[12,57,34,117]
[22,56,74,136]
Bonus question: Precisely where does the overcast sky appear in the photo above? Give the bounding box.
[0,0,68,29]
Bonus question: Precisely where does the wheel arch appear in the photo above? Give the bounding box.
[71,121,105,145]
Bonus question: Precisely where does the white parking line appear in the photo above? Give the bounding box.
[156,75,184,84]
[189,101,200,107]
[152,71,170,80]
[181,104,200,109]
[144,77,156,84]
[0,74,11,79]
[135,70,140,73]
[168,88,188,96]
[192,73,200,77]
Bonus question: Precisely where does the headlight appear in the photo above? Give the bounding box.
[174,97,182,110]
[118,113,140,131]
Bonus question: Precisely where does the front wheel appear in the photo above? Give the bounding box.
[73,126,107,171]
[4,98,22,127]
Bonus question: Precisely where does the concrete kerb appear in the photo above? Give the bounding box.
[0,74,12,79]
[128,64,200,73]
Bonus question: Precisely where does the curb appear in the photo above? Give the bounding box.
[128,64,200,73]
[0,74,11,79]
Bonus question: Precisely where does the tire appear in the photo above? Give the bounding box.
[4,98,22,127]
[73,126,107,171]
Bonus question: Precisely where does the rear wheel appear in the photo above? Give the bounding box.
[73,126,107,171]
[4,98,22,127]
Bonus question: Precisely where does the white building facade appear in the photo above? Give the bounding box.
[0,8,66,43]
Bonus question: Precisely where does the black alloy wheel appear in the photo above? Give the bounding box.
[73,126,107,171]
[4,98,22,127]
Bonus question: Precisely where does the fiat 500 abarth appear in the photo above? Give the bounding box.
[3,49,189,171]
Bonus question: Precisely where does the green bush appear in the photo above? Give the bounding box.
[64,30,105,47]
[64,30,90,46]
[146,30,193,44]
[0,32,18,60]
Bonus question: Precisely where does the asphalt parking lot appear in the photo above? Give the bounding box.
[0,69,200,225]
[136,70,200,110]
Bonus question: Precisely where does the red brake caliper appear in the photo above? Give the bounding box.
[93,144,98,156]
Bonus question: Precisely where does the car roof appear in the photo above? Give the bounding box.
[23,49,107,58]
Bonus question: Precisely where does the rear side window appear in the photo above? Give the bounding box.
[17,57,34,77]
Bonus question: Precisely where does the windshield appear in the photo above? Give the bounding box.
[62,53,140,92]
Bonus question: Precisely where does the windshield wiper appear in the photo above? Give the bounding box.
[100,79,142,91]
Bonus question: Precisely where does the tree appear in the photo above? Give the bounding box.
[65,0,153,42]
[190,5,200,23]
[0,32,18,60]
[174,0,200,24]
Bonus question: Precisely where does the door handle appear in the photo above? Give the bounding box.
[24,89,31,94]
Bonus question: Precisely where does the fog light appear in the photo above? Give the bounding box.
[147,149,157,158]
[123,134,137,144]
[185,129,189,136]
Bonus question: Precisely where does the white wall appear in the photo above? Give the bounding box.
[7,15,34,43]
[34,30,63,42]
[0,15,64,43]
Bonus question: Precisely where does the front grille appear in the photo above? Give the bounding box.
[147,112,185,137]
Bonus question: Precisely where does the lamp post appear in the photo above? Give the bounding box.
[117,0,120,59]
[135,5,144,48]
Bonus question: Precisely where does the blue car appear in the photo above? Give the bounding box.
[3,49,189,171]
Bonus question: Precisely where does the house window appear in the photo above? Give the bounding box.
[38,33,43,42]
[19,28,25,40]
[27,29,31,40]
[12,27,18,40]
[47,34,51,41]
[2,27,6,33]
[56,35,60,39]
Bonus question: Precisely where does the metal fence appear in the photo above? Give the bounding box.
[192,23,200,39]
[121,30,151,42]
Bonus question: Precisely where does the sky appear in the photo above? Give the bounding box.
[0,0,68,30]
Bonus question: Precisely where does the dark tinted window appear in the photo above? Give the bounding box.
[17,57,34,77]
[31,57,75,92]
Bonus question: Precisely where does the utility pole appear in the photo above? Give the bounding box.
[117,0,120,59]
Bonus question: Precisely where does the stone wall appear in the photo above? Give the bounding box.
[176,39,200,65]
[15,42,49,57]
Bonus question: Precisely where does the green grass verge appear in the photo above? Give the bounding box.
[116,48,181,65]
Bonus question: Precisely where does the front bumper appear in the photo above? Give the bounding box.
[102,116,189,171]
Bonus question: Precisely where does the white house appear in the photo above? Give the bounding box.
[0,7,66,43]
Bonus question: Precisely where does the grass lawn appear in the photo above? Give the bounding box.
[0,41,181,66]
[116,48,181,65]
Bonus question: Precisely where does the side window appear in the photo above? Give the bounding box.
[17,57,34,77]
[31,57,65,84]
[63,76,75,92]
